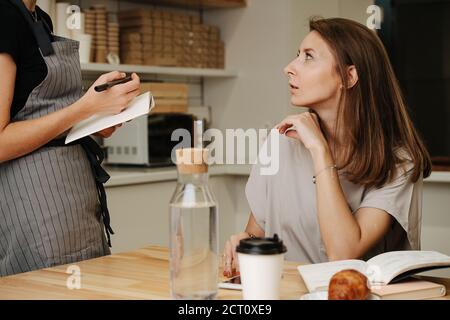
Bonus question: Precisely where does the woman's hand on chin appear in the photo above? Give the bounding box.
[276,112,328,152]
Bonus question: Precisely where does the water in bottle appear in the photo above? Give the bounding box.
[169,148,219,299]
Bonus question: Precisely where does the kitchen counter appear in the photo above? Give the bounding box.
[0,246,449,300]
[0,246,303,300]
[104,164,450,187]
[104,164,252,187]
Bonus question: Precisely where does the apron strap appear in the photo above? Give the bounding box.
[36,6,54,36]
[8,0,54,56]
[43,137,115,247]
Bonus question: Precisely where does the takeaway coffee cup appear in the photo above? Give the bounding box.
[236,234,287,300]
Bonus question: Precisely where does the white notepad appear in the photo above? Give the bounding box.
[65,92,155,144]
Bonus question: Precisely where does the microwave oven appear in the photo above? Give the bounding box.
[104,113,194,167]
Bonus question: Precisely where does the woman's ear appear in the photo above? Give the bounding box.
[346,65,359,89]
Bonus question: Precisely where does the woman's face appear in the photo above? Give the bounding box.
[284,31,342,110]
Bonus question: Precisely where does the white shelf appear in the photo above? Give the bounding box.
[81,63,238,78]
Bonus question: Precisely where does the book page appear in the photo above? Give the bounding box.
[297,260,368,292]
[367,251,450,285]
[65,92,154,144]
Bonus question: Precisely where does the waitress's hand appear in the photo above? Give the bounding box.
[276,112,328,152]
[223,232,252,278]
[93,124,122,138]
[79,71,140,118]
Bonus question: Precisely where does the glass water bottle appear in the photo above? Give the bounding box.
[169,148,219,299]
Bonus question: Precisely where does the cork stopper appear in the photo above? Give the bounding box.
[175,148,209,174]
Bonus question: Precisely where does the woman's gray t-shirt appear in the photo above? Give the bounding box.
[245,131,422,263]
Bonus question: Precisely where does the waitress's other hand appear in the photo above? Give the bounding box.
[93,123,122,138]
[80,71,141,118]
[223,232,251,278]
[276,111,327,152]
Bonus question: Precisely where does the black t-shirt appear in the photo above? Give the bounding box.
[0,1,53,120]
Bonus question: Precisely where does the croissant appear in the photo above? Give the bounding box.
[328,269,370,300]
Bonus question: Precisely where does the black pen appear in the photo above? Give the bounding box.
[94,75,133,92]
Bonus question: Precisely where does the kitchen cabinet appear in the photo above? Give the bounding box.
[104,165,251,254]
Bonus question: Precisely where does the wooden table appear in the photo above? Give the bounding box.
[0,246,448,300]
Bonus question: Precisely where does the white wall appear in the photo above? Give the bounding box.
[204,0,293,132]
[421,183,450,277]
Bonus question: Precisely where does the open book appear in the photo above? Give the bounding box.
[298,251,450,292]
[65,91,155,144]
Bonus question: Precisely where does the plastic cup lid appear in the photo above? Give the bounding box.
[236,233,287,255]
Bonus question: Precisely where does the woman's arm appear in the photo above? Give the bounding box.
[0,53,90,162]
[0,53,140,163]
[277,112,392,261]
[310,145,392,260]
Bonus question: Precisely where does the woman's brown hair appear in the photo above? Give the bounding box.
[309,17,432,188]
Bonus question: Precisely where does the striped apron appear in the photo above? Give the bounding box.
[0,2,111,276]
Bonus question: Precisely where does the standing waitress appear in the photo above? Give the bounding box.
[0,0,141,276]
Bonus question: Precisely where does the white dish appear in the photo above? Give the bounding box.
[300,291,380,300]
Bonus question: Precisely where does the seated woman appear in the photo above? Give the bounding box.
[223,17,432,277]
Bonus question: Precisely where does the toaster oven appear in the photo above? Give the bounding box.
[104,113,194,167]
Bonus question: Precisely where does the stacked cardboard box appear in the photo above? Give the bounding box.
[92,5,108,63]
[108,22,120,57]
[84,6,121,64]
[118,9,225,68]
[84,9,96,62]
[140,82,188,113]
